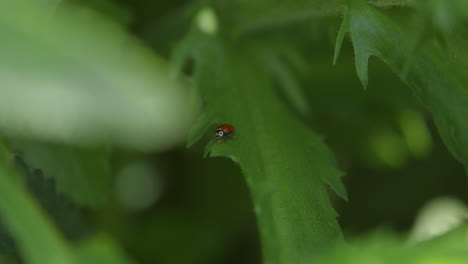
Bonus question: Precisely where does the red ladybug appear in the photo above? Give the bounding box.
[215,124,235,140]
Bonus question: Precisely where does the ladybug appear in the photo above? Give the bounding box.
[215,123,235,140]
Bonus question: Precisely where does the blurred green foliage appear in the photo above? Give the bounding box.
[0,0,197,151]
[0,0,467,264]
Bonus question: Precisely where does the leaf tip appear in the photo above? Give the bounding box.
[186,111,214,148]
[326,172,348,202]
[333,7,350,66]
[203,140,215,158]
[355,52,370,89]
[359,75,369,89]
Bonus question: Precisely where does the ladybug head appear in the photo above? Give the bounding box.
[215,129,224,139]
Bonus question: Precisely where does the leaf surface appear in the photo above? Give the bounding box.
[175,29,347,263]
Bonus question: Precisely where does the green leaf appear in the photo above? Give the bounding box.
[185,111,215,148]
[0,155,90,262]
[333,6,350,66]
[0,0,198,151]
[0,144,75,264]
[317,226,468,264]
[175,28,347,263]
[264,55,310,115]
[0,144,138,264]
[14,156,89,239]
[335,0,468,169]
[10,141,111,208]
